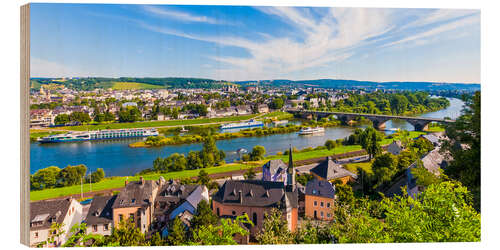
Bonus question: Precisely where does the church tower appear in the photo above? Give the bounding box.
[286,145,295,191]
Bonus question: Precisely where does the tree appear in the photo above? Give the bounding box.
[86,168,105,183]
[390,94,409,115]
[269,97,284,110]
[441,91,480,210]
[118,106,142,123]
[190,199,218,230]
[197,169,210,186]
[294,219,332,244]
[168,217,188,245]
[189,215,252,245]
[324,139,337,150]
[54,114,70,125]
[103,219,147,246]
[69,111,91,123]
[411,137,434,157]
[296,173,314,186]
[360,127,382,160]
[256,208,294,244]
[396,150,417,173]
[30,166,61,190]
[150,232,165,246]
[62,223,104,247]
[371,153,397,189]
[199,136,225,168]
[244,167,257,180]
[40,222,65,247]
[329,181,481,243]
[249,145,266,161]
[57,164,87,187]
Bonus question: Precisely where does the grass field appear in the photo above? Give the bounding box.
[30,162,260,201]
[53,113,261,131]
[344,161,374,175]
[107,81,165,90]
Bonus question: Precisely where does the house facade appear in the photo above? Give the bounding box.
[30,198,83,247]
[304,179,335,221]
[84,195,117,236]
[310,157,357,185]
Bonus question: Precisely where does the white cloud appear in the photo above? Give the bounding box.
[31,57,75,78]
[142,6,229,25]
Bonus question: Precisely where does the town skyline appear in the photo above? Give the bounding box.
[30,4,480,83]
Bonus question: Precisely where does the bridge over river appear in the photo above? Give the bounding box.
[286,109,455,131]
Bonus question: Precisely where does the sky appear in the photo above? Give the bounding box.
[30,4,480,83]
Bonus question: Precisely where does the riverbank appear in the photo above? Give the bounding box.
[129,120,341,148]
[30,130,425,201]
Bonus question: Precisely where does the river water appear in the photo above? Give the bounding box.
[30,98,464,176]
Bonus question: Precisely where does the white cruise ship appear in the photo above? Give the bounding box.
[38,128,159,143]
[220,119,264,130]
[298,127,325,135]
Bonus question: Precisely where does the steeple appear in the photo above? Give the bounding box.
[286,145,295,191]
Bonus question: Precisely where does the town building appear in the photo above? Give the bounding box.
[304,179,335,220]
[212,148,298,239]
[261,159,288,183]
[387,140,404,155]
[407,148,448,197]
[112,177,160,233]
[30,198,83,247]
[310,157,358,185]
[84,195,117,236]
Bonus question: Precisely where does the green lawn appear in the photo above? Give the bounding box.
[344,161,373,175]
[54,114,261,131]
[30,163,259,201]
[110,81,165,90]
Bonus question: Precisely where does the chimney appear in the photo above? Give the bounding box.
[238,190,243,204]
[125,177,129,186]
[140,176,145,185]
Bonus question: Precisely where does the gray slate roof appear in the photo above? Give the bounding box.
[305,179,335,199]
[154,181,199,216]
[387,140,403,155]
[263,159,288,175]
[85,195,116,225]
[213,180,298,208]
[112,179,158,209]
[310,157,358,180]
[30,198,73,230]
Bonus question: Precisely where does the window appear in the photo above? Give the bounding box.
[34,232,38,238]
[130,213,135,222]
[327,202,330,208]
[320,201,324,207]
[320,211,324,217]
[104,224,109,231]
[252,212,258,226]
[327,213,331,218]
[92,225,98,232]
[216,208,220,216]
[119,214,123,222]
[314,201,317,206]
[232,211,236,216]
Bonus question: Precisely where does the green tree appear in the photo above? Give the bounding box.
[168,217,187,246]
[197,169,210,186]
[57,164,87,187]
[150,232,165,246]
[103,219,147,246]
[62,223,104,247]
[360,127,382,160]
[86,168,105,183]
[249,145,266,161]
[269,97,285,109]
[54,114,70,125]
[189,215,252,245]
[256,208,294,244]
[69,111,91,123]
[190,199,218,230]
[441,91,481,210]
[324,139,337,150]
[294,219,331,244]
[118,106,142,123]
[371,153,397,189]
[243,167,257,180]
[30,166,61,190]
[329,181,480,243]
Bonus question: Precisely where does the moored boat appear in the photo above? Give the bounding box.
[38,128,159,143]
[220,119,264,130]
[298,127,325,135]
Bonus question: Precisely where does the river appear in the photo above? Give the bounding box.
[30,98,464,176]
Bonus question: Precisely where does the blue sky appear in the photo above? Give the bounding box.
[30,4,480,83]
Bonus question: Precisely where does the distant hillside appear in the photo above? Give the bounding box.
[30,77,480,92]
[30,77,229,91]
[237,79,480,91]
